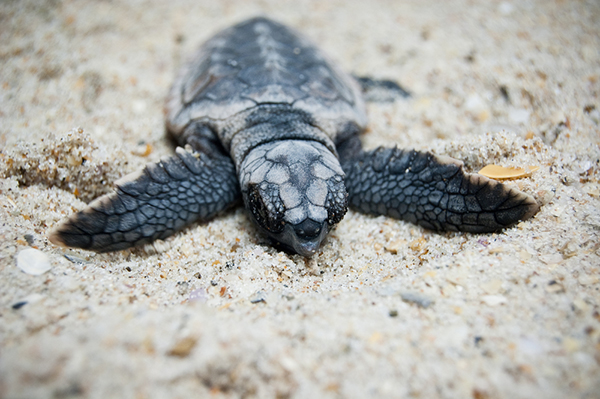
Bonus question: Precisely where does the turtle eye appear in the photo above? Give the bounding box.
[247,183,284,234]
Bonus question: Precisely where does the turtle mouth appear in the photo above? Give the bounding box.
[269,220,329,257]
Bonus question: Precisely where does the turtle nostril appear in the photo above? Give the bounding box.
[294,219,322,239]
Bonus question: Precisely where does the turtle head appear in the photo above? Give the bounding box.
[239,140,347,257]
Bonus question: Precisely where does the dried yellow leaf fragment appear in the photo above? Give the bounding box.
[478,164,539,180]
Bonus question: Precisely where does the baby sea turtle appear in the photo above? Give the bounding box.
[49,17,539,257]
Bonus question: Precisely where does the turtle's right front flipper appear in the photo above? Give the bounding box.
[49,147,240,252]
[340,142,539,233]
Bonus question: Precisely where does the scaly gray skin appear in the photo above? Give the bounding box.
[49,17,539,256]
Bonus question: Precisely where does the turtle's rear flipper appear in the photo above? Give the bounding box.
[49,146,240,252]
[354,76,410,102]
[340,144,539,233]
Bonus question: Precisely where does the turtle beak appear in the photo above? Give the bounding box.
[271,220,329,257]
[291,235,323,257]
[291,219,328,256]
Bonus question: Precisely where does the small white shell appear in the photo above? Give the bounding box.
[17,248,52,275]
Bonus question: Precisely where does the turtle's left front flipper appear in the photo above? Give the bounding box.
[340,143,539,233]
[49,147,240,252]
[354,76,410,103]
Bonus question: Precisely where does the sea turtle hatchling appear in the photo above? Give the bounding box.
[49,17,539,257]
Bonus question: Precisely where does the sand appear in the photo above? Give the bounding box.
[1,1,599,398]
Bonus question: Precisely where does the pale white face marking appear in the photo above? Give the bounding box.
[311,162,335,180]
[280,182,301,209]
[249,160,272,184]
[308,204,327,221]
[284,206,307,225]
[320,152,344,175]
[266,164,290,184]
[245,154,266,170]
[306,179,327,206]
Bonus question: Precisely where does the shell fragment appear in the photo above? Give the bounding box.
[478,164,539,180]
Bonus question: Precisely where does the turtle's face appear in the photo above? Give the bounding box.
[240,141,347,257]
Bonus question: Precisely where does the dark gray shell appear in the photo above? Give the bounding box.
[166,17,367,161]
